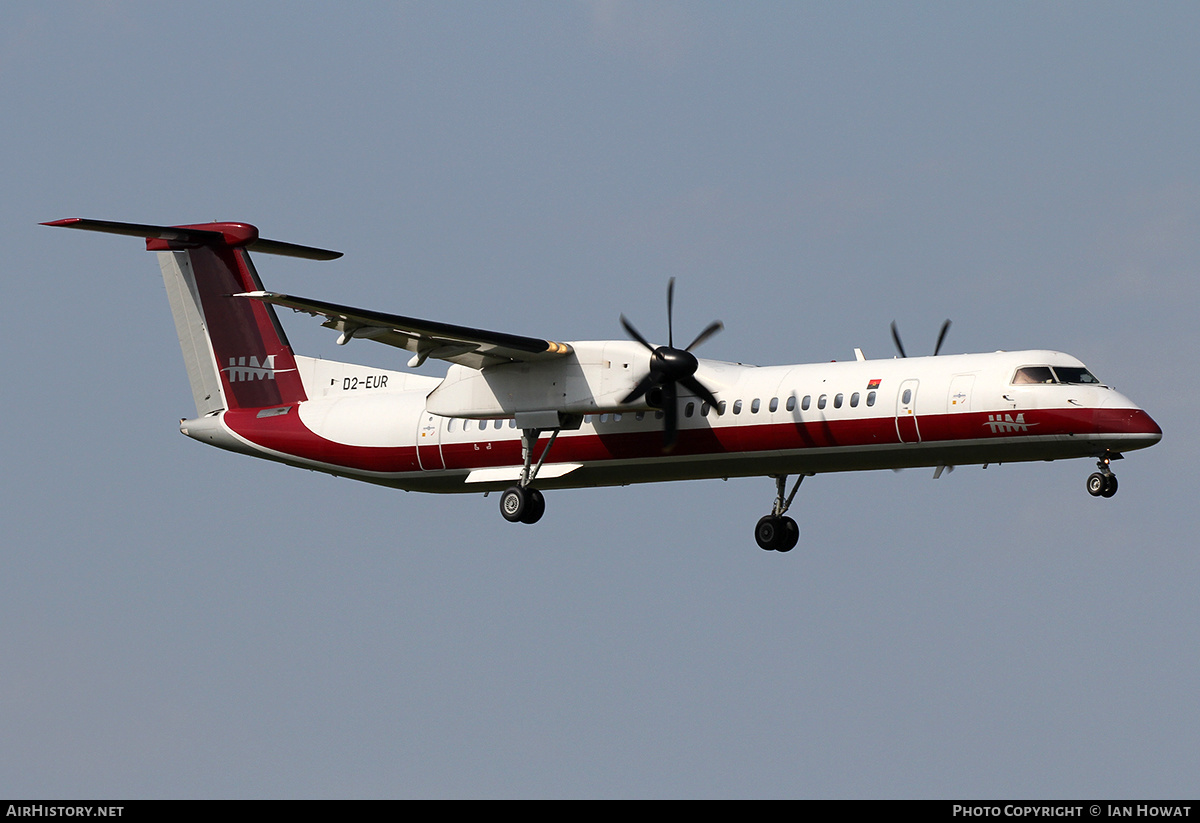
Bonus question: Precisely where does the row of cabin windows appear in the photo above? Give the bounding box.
[445,390,879,432]
[591,390,879,420]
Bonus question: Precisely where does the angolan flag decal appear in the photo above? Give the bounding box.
[867,379,881,389]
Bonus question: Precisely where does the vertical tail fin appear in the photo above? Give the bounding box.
[43,219,342,414]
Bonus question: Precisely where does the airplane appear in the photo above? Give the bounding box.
[44,217,1162,552]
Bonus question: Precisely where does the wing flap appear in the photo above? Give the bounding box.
[465,463,583,484]
[239,291,572,369]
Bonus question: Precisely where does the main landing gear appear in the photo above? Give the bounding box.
[500,485,546,524]
[756,474,807,552]
[1086,452,1121,499]
[500,427,560,525]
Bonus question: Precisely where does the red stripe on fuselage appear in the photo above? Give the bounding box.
[221,403,1160,480]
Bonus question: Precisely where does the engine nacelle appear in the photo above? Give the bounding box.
[426,340,652,418]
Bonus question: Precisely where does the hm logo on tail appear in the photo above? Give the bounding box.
[223,355,292,382]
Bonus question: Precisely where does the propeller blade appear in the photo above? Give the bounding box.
[890,321,907,358]
[933,319,952,356]
[661,381,678,451]
[620,314,654,351]
[666,277,675,348]
[620,373,656,405]
[684,320,723,352]
[618,279,719,451]
[680,375,720,409]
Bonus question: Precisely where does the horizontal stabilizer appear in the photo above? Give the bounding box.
[42,218,343,260]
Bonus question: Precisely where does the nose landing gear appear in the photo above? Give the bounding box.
[1086,453,1120,498]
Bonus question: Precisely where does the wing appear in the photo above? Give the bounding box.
[238,291,572,369]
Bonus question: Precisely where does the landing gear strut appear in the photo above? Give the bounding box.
[1086,452,1120,498]
[755,474,806,552]
[500,427,559,524]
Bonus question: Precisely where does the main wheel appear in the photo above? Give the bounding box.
[500,486,528,522]
[777,517,799,553]
[755,515,783,551]
[1086,472,1107,497]
[520,488,546,524]
[1101,474,1118,498]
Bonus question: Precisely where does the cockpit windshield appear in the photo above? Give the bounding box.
[1011,365,1103,385]
[1052,366,1101,385]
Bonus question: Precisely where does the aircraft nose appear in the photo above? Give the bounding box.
[1094,405,1162,450]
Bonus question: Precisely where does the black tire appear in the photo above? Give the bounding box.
[520,488,546,524]
[777,517,800,553]
[1101,474,1118,498]
[755,515,781,551]
[500,486,527,522]
[1086,472,1107,497]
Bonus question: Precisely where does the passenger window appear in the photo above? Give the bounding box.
[635,411,645,421]
[613,413,622,422]
[701,402,710,416]
[509,419,516,428]
[867,391,876,407]
[850,392,860,408]
[718,401,727,416]
[818,395,827,410]
[834,393,843,409]
[733,400,743,414]
[802,395,811,411]
[751,398,760,413]
[685,402,695,418]
[600,413,609,423]
[494,419,503,429]
[786,396,796,412]
[902,389,912,405]
[769,397,779,413]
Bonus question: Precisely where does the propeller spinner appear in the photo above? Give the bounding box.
[620,278,723,451]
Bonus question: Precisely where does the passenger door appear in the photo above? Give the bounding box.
[895,379,920,443]
[416,412,445,470]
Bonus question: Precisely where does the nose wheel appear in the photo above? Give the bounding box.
[1087,472,1118,498]
[1086,453,1119,498]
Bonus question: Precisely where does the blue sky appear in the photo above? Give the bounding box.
[3,2,1198,798]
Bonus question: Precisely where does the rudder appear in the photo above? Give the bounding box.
[44,218,342,414]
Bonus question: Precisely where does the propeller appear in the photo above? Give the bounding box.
[619,278,723,451]
[890,318,952,358]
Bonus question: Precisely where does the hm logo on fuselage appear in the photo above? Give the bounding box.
[985,412,1037,434]
[223,354,292,382]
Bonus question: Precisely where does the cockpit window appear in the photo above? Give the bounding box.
[1051,366,1101,385]
[1012,366,1056,384]
[1012,365,1103,386]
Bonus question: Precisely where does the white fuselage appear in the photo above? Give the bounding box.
[189,347,1160,494]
